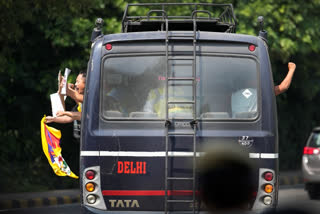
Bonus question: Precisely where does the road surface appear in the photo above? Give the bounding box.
[1,186,319,214]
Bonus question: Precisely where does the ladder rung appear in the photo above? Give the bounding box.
[168,57,194,60]
[168,132,194,135]
[168,77,195,81]
[168,35,194,38]
[167,177,194,180]
[167,200,194,203]
[169,63,193,66]
[168,101,195,104]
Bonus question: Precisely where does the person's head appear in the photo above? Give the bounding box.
[198,143,256,212]
[75,71,86,94]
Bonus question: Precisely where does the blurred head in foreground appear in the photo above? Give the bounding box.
[198,143,256,212]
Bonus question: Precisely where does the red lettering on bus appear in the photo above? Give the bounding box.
[136,162,142,174]
[158,76,166,81]
[124,161,130,174]
[130,162,136,174]
[143,162,146,174]
[117,161,147,174]
[118,161,123,173]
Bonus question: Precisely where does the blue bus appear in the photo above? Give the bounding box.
[80,3,278,213]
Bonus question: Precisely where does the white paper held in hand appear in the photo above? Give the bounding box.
[61,68,71,95]
[50,93,65,117]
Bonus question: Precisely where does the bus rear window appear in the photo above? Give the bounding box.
[101,55,258,120]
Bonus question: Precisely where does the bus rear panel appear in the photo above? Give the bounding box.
[80,31,278,213]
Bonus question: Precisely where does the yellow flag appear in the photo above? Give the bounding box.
[40,116,78,179]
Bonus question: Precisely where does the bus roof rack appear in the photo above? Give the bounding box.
[122,3,237,33]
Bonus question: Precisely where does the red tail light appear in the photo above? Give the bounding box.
[248,44,256,52]
[264,172,273,181]
[304,147,320,155]
[106,43,112,50]
[86,170,95,180]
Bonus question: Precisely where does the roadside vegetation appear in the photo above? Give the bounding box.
[1,0,320,192]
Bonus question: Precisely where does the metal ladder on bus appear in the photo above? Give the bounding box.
[164,17,198,214]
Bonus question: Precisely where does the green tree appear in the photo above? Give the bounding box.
[0,0,124,192]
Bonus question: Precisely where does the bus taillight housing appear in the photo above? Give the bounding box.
[82,166,107,210]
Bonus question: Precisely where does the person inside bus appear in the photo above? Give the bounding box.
[198,143,256,213]
[103,73,130,117]
[143,87,166,118]
[143,86,193,118]
[45,70,86,124]
[231,62,296,118]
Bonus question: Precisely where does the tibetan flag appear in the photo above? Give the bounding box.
[40,116,78,179]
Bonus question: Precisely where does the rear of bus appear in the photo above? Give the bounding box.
[80,3,278,214]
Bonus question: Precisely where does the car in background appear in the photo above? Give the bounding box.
[302,127,320,199]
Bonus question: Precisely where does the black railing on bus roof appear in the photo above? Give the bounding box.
[122,3,237,33]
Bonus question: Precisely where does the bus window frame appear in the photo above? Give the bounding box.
[100,52,261,122]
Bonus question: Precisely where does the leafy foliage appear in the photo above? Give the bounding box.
[1,0,320,192]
